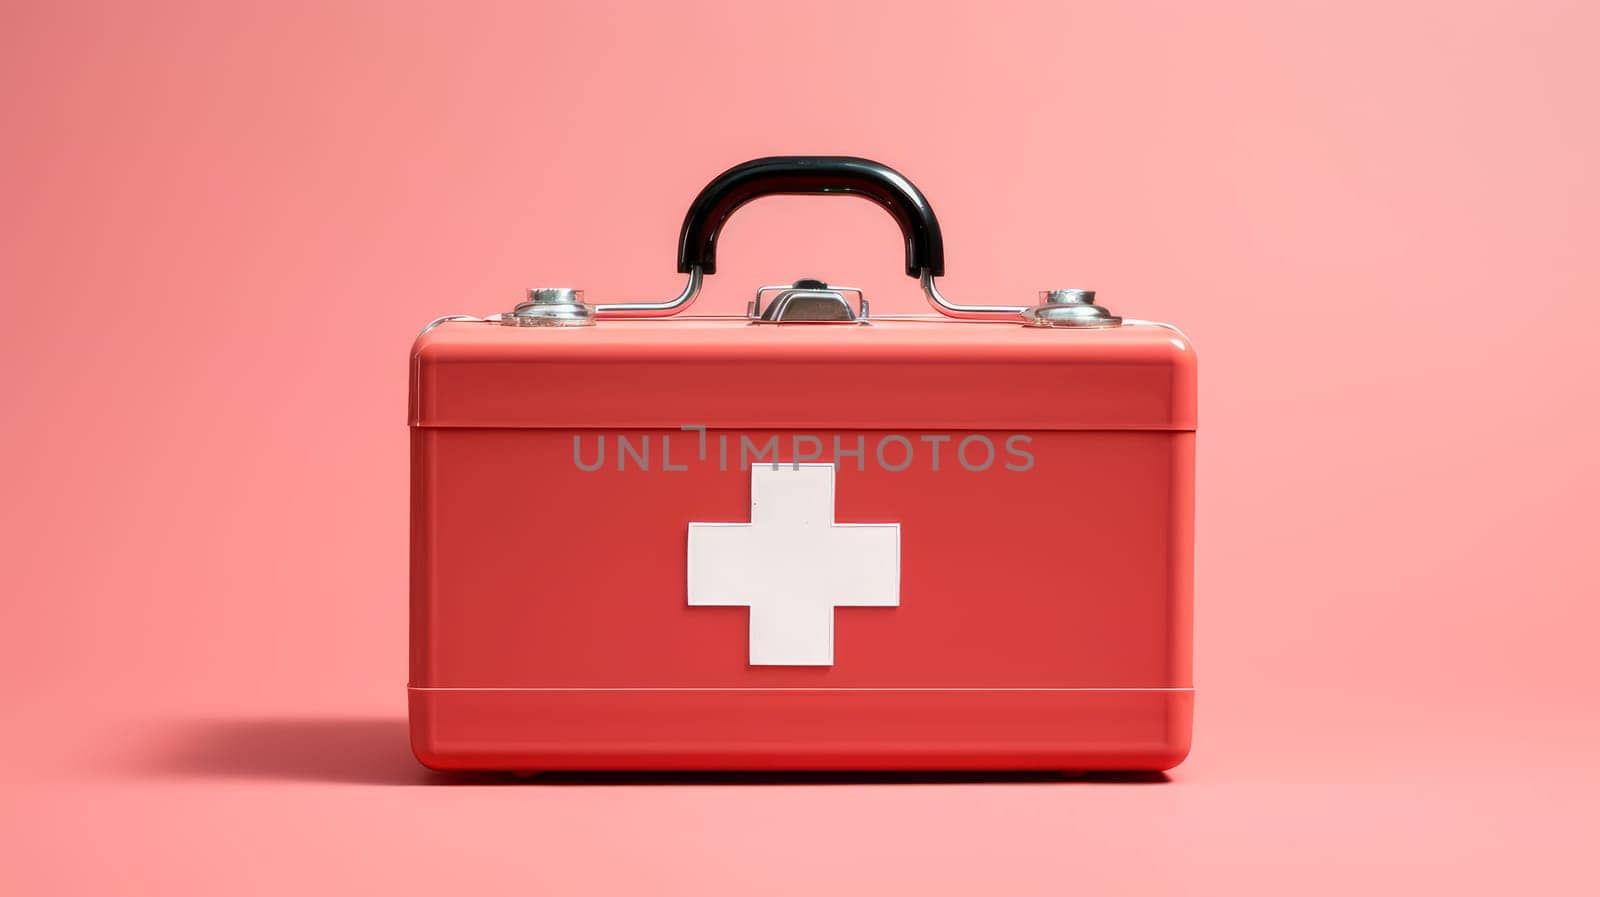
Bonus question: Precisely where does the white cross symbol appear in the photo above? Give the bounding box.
[687,463,900,666]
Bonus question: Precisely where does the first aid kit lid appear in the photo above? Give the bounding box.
[410,319,1195,431]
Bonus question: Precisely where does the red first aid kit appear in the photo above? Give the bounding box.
[409,157,1196,771]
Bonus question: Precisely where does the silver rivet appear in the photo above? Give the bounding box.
[1022,288,1120,328]
[502,287,596,327]
[526,288,583,304]
[1040,289,1097,305]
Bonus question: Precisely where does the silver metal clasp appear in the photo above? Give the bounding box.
[501,288,597,327]
[748,278,868,324]
[1021,289,1121,328]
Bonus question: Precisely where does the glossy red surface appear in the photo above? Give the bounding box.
[410,319,1196,769]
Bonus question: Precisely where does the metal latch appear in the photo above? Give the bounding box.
[1021,289,1121,328]
[500,288,597,327]
[748,278,868,324]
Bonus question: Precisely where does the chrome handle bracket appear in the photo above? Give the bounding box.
[593,267,705,318]
[918,269,1027,319]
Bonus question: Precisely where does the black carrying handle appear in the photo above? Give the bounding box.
[677,156,945,278]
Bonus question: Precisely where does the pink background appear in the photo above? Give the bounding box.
[3,0,1597,893]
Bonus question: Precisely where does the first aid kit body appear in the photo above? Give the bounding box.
[409,158,1196,771]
